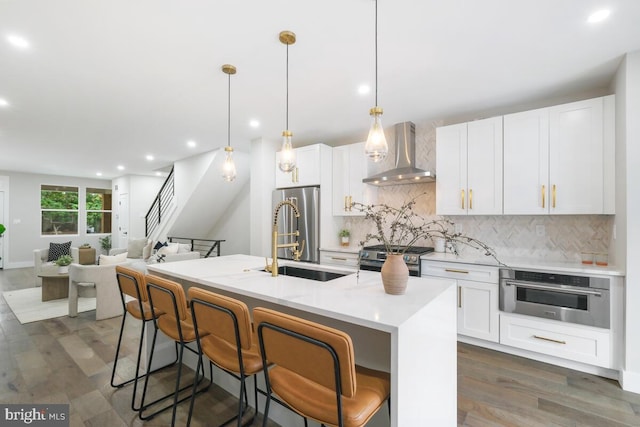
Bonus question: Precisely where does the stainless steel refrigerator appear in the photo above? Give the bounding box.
[272,186,320,263]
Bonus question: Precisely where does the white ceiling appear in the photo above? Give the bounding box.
[1,0,639,179]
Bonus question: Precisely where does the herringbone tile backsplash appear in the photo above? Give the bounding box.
[344,119,613,263]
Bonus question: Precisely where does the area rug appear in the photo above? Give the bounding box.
[2,287,96,324]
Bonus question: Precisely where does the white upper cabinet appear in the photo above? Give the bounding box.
[275,145,323,188]
[436,116,503,215]
[504,95,615,214]
[332,142,377,216]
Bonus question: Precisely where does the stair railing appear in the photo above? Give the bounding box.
[167,237,226,257]
[145,167,175,237]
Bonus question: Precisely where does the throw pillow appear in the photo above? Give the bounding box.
[157,243,179,255]
[154,241,167,251]
[142,241,153,260]
[127,238,148,259]
[47,241,72,262]
[98,252,128,265]
[177,243,191,254]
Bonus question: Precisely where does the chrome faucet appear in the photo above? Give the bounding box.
[267,200,305,277]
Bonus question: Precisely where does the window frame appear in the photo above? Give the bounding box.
[40,185,80,236]
[85,187,112,235]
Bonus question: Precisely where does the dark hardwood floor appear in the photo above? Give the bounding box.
[1,266,639,426]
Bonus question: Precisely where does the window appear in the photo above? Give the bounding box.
[41,185,79,235]
[86,188,112,234]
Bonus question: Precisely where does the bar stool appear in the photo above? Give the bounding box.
[186,287,264,427]
[254,307,391,427]
[111,265,176,411]
[139,275,210,426]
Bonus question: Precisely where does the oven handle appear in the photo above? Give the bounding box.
[505,281,602,297]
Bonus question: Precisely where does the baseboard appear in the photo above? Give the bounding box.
[4,261,33,269]
[620,368,640,393]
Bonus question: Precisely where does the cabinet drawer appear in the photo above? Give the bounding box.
[320,251,359,268]
[500,313,611,368]
[421,260,498,283]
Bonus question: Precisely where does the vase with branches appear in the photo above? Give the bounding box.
[351,194,502,294]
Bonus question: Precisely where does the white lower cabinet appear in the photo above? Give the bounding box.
[458,280,499,342]
[500,313,611,368]
[422,260,499,343]
[319,250,359,268]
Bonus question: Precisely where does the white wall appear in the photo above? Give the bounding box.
[0,170,111,267]
[207,180,250,256]
[250,137,279,258]
[112,175,164,249]
[618,50,640,392]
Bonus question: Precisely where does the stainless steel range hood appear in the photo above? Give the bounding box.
[363,121,436,186]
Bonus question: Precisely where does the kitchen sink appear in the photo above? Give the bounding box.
[262,265,348,282]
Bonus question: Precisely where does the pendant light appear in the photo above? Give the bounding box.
[278,30,296,173]
[364,0,388,162]
[222,64,237,182]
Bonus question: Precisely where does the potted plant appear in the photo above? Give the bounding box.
[0,224,6,236]
[99,235,112,254]
[55,254,73,274]
[339,229,350,247]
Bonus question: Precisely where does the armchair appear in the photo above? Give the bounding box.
[68,262,127,320]
[34,247,79,286]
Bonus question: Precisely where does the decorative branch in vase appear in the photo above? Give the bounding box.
[351,194,503,294]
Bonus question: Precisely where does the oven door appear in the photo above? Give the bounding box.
[500,280,610,329]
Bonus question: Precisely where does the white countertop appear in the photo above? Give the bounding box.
[147,254,455,332]
[421,252,625,276]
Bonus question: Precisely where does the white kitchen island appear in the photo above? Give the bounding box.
[147,254,457,426]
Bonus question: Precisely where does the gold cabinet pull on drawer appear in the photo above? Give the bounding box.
[533,335,566,345]
[330,257,347,261]
[445,268,469,274]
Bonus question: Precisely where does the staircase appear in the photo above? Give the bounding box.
[145,167,175,238]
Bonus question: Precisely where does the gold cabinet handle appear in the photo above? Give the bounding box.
[552,184,556,208]
[469,188,473,210]
[542,185,546,209]
[461,189,465,210]
[445,268,469,274]
[348,195,352,211]
[458,286,462,308]
[533,335,566,345]
[344,196,348,212]
[330,257,347,261]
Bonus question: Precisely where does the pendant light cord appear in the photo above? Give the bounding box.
[227,72,231,148]
[375,0,378,107]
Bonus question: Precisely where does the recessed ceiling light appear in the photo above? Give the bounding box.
[146,154,154,161]
[117,165,125,171]
[0,98,8,107]
[96,172,103,177]
[587,9,610,23]
[249,120,260,128]
[6,34,30,49]
[187,140,197,148]
[358,85,371,95]
[155,172,161,176]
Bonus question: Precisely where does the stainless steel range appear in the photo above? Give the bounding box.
[359,245,434,276]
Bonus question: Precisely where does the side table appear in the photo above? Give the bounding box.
[38,271,69,301]
[78,247,97,265]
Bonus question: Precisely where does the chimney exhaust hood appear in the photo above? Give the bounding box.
[363,121,436,186]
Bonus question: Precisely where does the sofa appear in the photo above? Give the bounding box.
[109,238,200,264]
[34,246,80,286]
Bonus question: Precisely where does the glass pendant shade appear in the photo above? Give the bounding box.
[365,106,388,162]
[278,130,296,172]
[222,146,236,182]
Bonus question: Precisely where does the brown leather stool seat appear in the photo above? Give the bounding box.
[139,275,209,427]
[254,307,390,427]
[111,266,170,412]
[186,287,265,427]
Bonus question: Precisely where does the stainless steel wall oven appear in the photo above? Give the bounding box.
[499,268,610,329]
